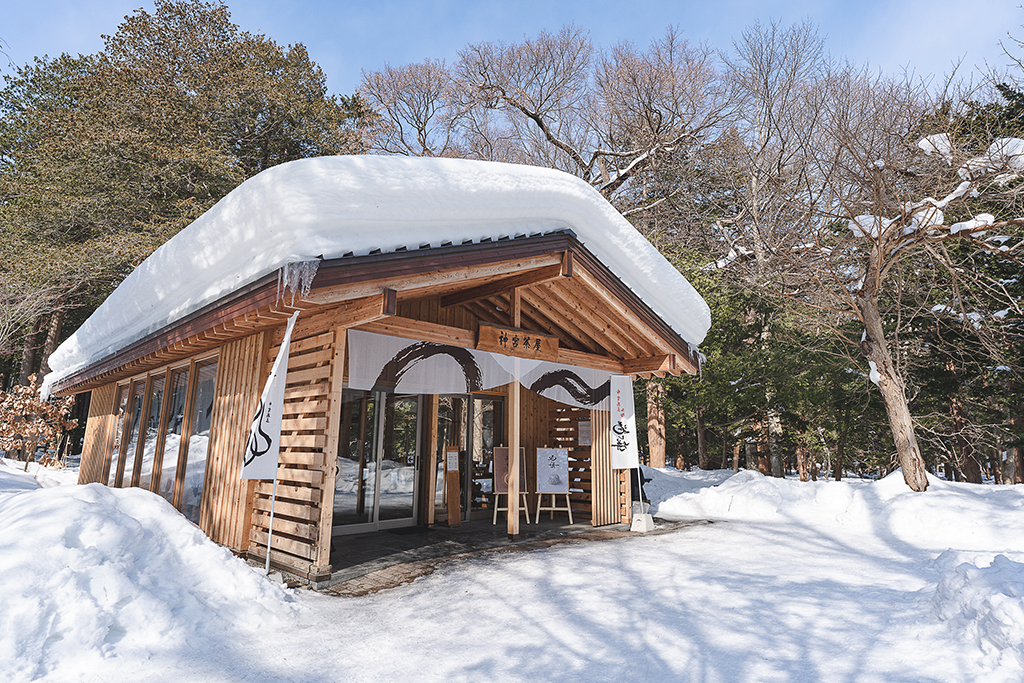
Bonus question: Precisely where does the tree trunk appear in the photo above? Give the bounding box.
[768,410,784,478]
[38,309,65,377]
[756,430,771,475]
[696,406,708,470]
[1012,418,1024,484]
[732,441,741,472]
[796,446,809,482]
[745,441,757,471]
[950,396,982,483]
[646,381,666,468]
[857,291,929,492]
[18,316,44,385]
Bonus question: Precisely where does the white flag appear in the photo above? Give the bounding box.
[241,311,300,480]
[610,374,640,470]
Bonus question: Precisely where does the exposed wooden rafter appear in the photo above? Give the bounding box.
[439,262,564,309]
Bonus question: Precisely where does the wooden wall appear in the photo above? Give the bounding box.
[546,405,595,523]
[199,332,265,551]
[247,313,338,580]
[397,297,478,330]
[590,410,632,525]
[78,382,118,485]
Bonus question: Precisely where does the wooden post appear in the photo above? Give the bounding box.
[425,394,439,526]
[507,380,521,539]
[313,326,346,570]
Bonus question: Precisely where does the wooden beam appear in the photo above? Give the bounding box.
[356,316,477,349]
[510,288,521,329]
[555,348,625,373]
[621,354,674,375]
[302,254,563,306]
[439,263,563,309]
[333,290,396,328]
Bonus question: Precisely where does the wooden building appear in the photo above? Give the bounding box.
[45,157,711,585]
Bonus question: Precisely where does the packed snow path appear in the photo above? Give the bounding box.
[2,457,1023,682]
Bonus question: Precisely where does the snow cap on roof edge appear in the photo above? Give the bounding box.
[43,156,711,394]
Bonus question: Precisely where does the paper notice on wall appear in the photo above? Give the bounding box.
[446,450,460,472]
[610,374,640,470]
[578,420,592,447]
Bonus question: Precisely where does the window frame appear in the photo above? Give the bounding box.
[104,350,220,515]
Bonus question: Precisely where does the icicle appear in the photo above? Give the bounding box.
[277,259,320,305]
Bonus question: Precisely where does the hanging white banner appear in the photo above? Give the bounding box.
[346,330,612,410]
[241,311,300,480]
[610,374,640,470]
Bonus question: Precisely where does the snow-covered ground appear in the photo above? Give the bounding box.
[3,456,1024,682]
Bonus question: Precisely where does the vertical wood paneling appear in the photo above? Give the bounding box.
[591,410,617,526]
[200,332,264,550]
[78,383,118,485]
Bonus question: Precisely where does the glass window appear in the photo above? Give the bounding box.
[121,380,148,487]
[379,393,419,521]
[333,389,377,527]
[158,367,190,506]
[107,385,130,487]
[137,375,165,492]
[180,360,218,524]
[472,397,502,508]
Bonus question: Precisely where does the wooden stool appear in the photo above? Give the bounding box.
[492,492,532,525]
[535,492,573,524]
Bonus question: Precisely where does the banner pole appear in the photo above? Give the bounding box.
[265,474,278,575]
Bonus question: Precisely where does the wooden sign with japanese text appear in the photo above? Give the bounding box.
[477,323,559,362]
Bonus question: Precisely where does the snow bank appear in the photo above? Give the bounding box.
[932,551,1024,681]
[45,157,711,394]
[650,469,1024,553]
[0,479,297,682]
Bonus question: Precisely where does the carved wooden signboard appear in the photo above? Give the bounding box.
[477,323,559,362]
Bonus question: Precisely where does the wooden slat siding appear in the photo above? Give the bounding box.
[199,332,264,550]
[547,405,594,521]
[619,469,632,524]
[247,316,334,576]
[314,326,346,570]
[590,409,619,526]
[78,383,118,485]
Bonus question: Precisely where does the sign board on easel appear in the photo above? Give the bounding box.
[535,448,569,494]
[493,446,526,494]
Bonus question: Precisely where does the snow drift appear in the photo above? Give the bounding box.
[0,480,296,683]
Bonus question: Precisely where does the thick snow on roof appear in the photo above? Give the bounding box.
[46,156,711,392]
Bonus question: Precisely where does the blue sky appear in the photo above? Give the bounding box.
[2,0,1020,95]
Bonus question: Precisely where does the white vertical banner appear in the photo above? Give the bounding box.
[610,374,640,470]
[241,311,300,480]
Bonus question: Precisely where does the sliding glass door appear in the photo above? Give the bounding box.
[333,389,420,535]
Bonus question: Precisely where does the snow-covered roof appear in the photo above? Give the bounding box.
[46,156,711,392]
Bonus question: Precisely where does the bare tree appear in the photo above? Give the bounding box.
[362,25,737,207]
[715,35,1024,491]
